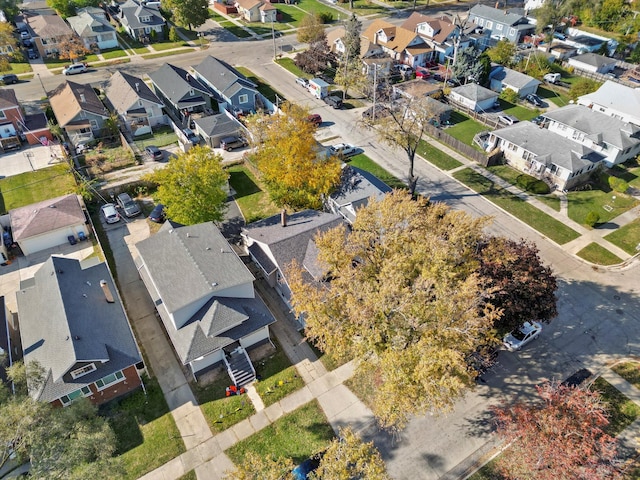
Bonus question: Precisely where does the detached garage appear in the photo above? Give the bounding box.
[449,83,499,112]
[10,194,88,256]
[192,113,245,148]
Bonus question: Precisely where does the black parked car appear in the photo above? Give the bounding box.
[323,95,343,109]
[0,74,18,85]
[149,203,165,223]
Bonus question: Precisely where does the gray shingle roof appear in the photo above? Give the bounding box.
[105,71,163,115]
[492,121,606,171]
[120,0,165,29]
[193,56,257,100]
[542,104,640,150]
[451,83,498,102]
[193,113,241,137]
[490,67,540,89]
[469,5,527,26]
[330,166,391,224]
[10,194,86,241]
[17,257,141,402]
[136,222,255,314]
[569,52,616,68]
[148,63,212,109]
[67,10,115,37]
[577,81,640,124]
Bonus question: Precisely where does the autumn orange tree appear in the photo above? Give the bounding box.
[245,103,341,210]
[57,35,89,62]
[492,381,620,480]
[288,191,501,429]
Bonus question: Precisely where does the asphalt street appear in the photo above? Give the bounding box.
[9,17,640,478]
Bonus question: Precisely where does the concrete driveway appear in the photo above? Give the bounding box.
[0,144,67,178]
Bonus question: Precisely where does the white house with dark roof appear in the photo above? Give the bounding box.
[401,12,471,63]
[541,104,640,166]
[17,256,144,407]
[118,0,165,41]
[577,81,640,126]
[135,222,275,381]
[467,5,535,45]
[568,53,616,75]
[486,121,606,190]
[489,65,541,98]
[448,83,499,112]
[9,194,88,256]
[241,210,343,323]
[105,71,165,136]
[67,8,118,50]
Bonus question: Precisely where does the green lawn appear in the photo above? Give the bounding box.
[243,21,291,34]
[234,66,285,104]
[593,377,640,436]
[612,362,640,390]
[496,100,540,121]
[446,111,488,146]
[254,338,305,407]
[102,49,129,59]
[219,20,252,38]
[226,400,334,465]
[417,139,463,171]
[275,57,309,79]
[178,471,197,480]
[5,62,32,74]
[192,373,256,434]
[134,127,179,149]
[453,168,580,245]
[178,27,199,40]
[342,0,388,15]
[348,154,406,189]
[567,190,638,226]
[227,164,281,223]
[104,378,185,480]
[151,41,190,51]
[576,243,623,266]
[0,164,76,214]
[487,164,560,210]
[92,58,131,68]
[274,0,340,27]
[141,48,195,59]
[610,158,640,190]
[133,46,150,54]
[537,86,570,108]
[604,218,640,255]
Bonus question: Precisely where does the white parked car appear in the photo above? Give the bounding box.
[503,321,542,351]
[329,143,358,158]
[101,203,120,224]
[63,63,87,75]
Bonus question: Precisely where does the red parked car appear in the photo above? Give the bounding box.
[306,114,322,126]
[415,66,430,79]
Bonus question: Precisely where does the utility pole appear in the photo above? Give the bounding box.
[271,18,277,59]
[372,65,378,123]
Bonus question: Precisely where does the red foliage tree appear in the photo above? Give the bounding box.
[492,382,621,480]
[476,237,558,333]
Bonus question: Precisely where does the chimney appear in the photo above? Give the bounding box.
[135,82,140,92]
[100,279,115,303]
[80,93,86,103]
[281,209,287,227]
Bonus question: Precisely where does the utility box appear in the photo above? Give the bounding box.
[308,78,329,99]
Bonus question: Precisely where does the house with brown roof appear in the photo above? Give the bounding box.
[26,14,75,59]
[402,13,472,63]
[49,81,110,146]
[362,19,433,68]
[9,194,89,256]
[235,0,277,23]
[0,89,52,150]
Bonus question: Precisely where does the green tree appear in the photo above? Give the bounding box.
[297,14,325,44]
[593,0,625,31]
[162,0,208,29]
[517,52,552,80]
[452,45,486,84]
[487,39,516,66]
[245,103,342,209]
[569,78,600,100]
[499,87,519,103]
[143,145,229,225]
[0,0,20,21]
[294,33,336,75]
[343,14,361,60]
[0,23,17,72]
[334,57,368,100]
[46,0,76,18]
[168,26,180,43]
[288,192,499,429]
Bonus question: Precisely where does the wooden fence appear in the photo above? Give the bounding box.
[423,123,490,165]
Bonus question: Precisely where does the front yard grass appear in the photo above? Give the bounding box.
[497,101,540,121]
[226,400,334,465]
[343,0,388,15]
[218,20,252,38]
[487,164,560,210]
[446,111,488,146]
[604,218,640,255]
[576,243,623,266]
[254,338,305,407]
[134,127,179,149]
[453,168,580,245]
[192,372,256,434]
[417,139,463,170]
[142,48,195,59]
[612,362,640,390]
[234,66,285,104]
[275,57,309,79]
[0,163,76,214]
[227,163,281,223]
[593,377,640,436]
[348,154,406,189]
[567,189,638,226]
[6,62,32,74]
[104,377,185,480]
[151,40,190,51]
[102,49,129,59]
[610,158,640,190]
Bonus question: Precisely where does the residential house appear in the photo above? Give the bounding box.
[548,43,578,61]
[577,81,640,126]
[489,65,541,98]
[17,256,144,407]
[148,63,214,123]
[0,89,52,148]
[564,35,606,54]
[49,81,110,146]
[135,222,275,380]
[235,0,277,23]
[119,0,166,42]
[485,121,606,190]
[241,210,343,323]
[362,19,433,68]
[193,56,269,114]
[402,13,471,64]
[541,104,640,167]
[327,165,391,225]
[192,112,245,148]
[105,71,165,136]
[67,7,118,51]
[26,14,74,59]
[10,194,89,256]
[448,83,499,112]
[467,5,535,46]
[567,53,616,75]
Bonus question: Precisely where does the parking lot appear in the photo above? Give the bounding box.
[0,143,67,178]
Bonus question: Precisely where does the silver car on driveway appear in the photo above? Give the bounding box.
[116,193,141,218]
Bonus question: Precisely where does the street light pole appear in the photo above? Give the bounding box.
[271,18,277,59]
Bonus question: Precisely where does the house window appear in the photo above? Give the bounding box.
[70,363,96,379]
[478,19,484,26]
[509,28,516,36]
[486,21,493,29]
[138,100,143,107]
[59,386,91,405]
[238,94,249,104]
[507,142,517,152]
[95,370,125,391]
[496,24,503,31]
[90,120,99,130]
[572,131,584,141]
[0,110,6,119]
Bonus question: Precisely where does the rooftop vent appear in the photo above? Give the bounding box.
[100,279,115,303]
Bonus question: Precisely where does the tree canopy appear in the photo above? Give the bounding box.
[0,23,17,72]
[569,77,600,101]
[294,33,335,74]
[162,0,208,29]
[245,103,342,210]
[297,14,325,44]
[143,145,229,225]
[452,46,489,85]
[288,192,500,429]
[493,381,620,480]
[487,39,516,67]
[343,14,362,61]
[57,35,90,61]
